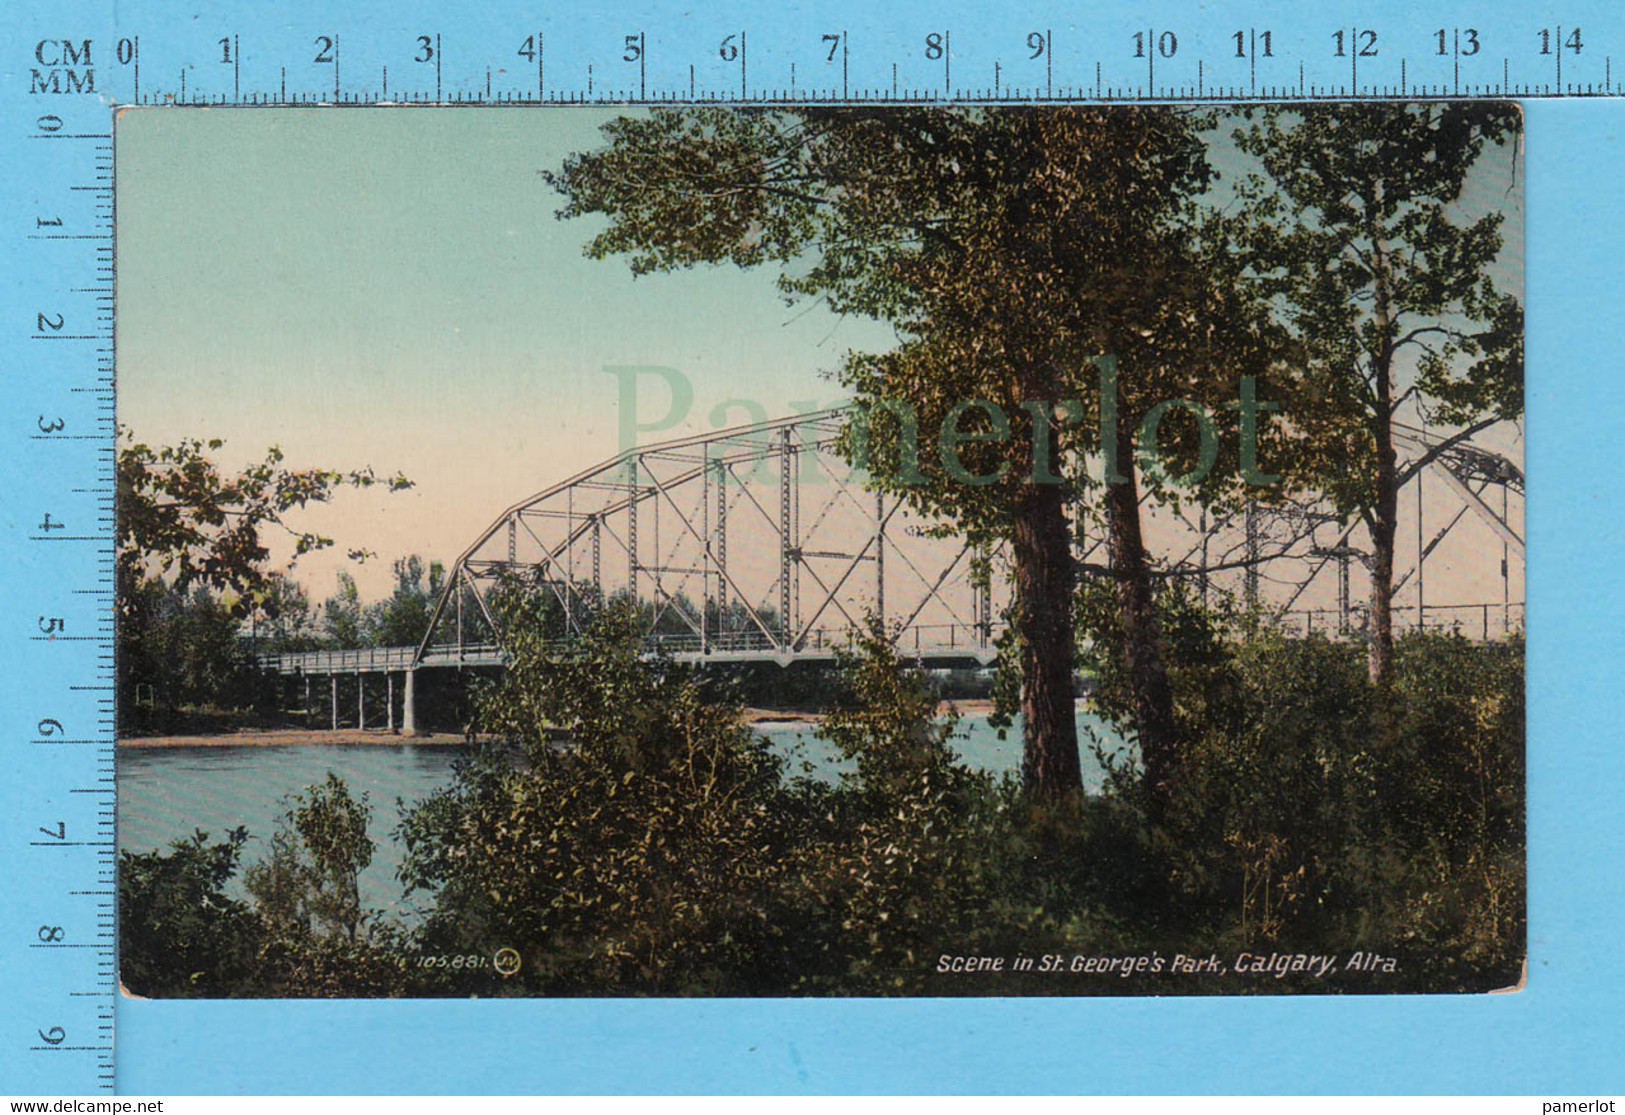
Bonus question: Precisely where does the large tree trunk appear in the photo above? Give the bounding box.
[1012,478,1083,797]
[1368,255,1399,692]
[1104,413,1180,801]
[1368,395,1399,690]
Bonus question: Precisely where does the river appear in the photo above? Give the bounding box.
[117,713,1125,923]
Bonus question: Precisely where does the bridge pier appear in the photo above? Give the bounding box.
[402,668,417,737]
[387,672,396,734]
[330,676,338,731]
[357,672,365,731]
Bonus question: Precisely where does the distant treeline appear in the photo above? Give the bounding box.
[119,556,445,732]
[119,554,1000,733]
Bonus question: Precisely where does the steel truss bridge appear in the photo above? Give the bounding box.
[257,407,1524,733]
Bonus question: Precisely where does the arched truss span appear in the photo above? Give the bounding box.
[413,409,1004,669]
[413,408,1526,669]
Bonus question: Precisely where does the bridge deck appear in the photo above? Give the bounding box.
[257,639,1000,676]
[255,598,1522,679]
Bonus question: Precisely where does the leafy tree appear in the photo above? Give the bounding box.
[320,558,446,649]
[119,612,1523,996]
[119,827,265,997]
[1384,632,1524,987]
[398,602,1014,995]
[371,555,447,647]
[122,796,409,998]
[797,621,1009,991]
[546,107,1273,798]
[1062,223,1290,801]
[480,570,600,645]
[398,602,804,994]
[118,430,412,619]
[118,430,412,722]
[1078,586,1523,990]
[245,773,375,942]
[256,572,323,652]
[320,570,368,649]
[119,580,253,716]
[819,618,970,799]
[1234,104,1523,689]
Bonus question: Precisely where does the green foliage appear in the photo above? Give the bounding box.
[122,778,408,998]
[321,556,447,649]
[478,576,762,650]
[118,429,412,620]
[396,608,1051,996]
[819,621,967,795]
[399,602,807,994]
[1233,105,1523,685]
[548,106,1285,532]
[116,107,1527,998]
[118,578,255,717]
[256,573,323,652]
[117,430,413,726]
[1076,577,1249,766]
[1233,103,1522,516]
[370,556,448,647]
[550,109,820,278]
[119,828,264,997]
[545,106,1296,797]
[120,616,1524,997]
[321,570,368,649]
[1153,633,1379,944]
[1077,583,1524,991]
[1383,633,1525,985]
[787,624,1012,992]
[246,773,376,942]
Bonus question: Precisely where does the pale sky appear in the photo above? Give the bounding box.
[116,106,897,599]
[116,105,1523,614]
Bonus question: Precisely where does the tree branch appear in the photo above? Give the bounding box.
[1395,414,1504,488]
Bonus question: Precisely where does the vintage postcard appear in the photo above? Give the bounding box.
[115,103,1524,998]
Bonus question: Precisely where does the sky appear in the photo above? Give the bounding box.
[115,106,898,600]
[115,105,1523,613]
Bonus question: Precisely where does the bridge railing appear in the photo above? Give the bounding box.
[257,621,1006,675]
[419,643,504,666]
[256,603,1518,677]
[1278,601,1524,641]
[639,622,1001,657]
[256,645,422,675]
[258,644,509,675]
[893,622,999,654]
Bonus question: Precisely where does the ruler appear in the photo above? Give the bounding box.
[0,0,1612,1095]
[31,17,1625,106]
[3,39,119,1094]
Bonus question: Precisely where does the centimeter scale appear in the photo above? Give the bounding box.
[1,6,1610,1094]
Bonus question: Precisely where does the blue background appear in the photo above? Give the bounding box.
[2,0,1621,1094]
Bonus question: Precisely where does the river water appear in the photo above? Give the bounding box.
[118,713,1125,922]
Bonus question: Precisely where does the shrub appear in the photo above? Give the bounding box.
[123,594,1523,997]
[1079,580,1525,991]
[245,773,376,942]
[123,778,409,998]
[786,623,1012,993]
[119,828,266,997]
[398,603,810,995]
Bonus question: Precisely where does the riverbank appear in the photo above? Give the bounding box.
[745,697,998,724]
[118,727,471,748]
[116,698,1005,747]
